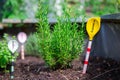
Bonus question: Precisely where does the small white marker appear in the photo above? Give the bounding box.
[17,32,27,44]
[8,40,18,80]
[17,32,27,60]
[8,40,19,53]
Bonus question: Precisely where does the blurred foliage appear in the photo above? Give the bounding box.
[0,34,18,70]
[2,0,27,19]
[49,0,120,18]
[85,0,120,17]
[65,0,85,18]
[25,33,40,57]
[1,0,120,19]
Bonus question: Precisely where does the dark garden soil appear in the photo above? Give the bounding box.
[0,56,120,80]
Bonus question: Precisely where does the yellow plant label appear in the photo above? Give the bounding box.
[86,17,101,40]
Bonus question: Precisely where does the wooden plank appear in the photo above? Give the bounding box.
[23,19,38,23]
[0,23,4,29]
[2,19,21,23]
[2,18,85,24]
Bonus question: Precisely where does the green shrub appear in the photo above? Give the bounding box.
[36,0,85,69]
[0,34,18,69]
[25,33,40,56]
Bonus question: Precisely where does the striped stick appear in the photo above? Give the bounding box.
[82,40,92,74]
[21,45,25,60]
[82,17,101,74]
[10,58,14,79]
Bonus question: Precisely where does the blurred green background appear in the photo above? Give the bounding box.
[0,0,120,21]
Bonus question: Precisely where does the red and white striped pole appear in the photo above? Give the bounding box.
[82,40,92,74]
[82,17,101,74]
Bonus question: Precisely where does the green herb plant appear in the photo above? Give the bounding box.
[25,33,40,57]
[36,0,85,69]
[0,34,18,70]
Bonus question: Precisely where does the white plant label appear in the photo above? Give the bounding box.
[17,32,27,43]
[8,40,19,53]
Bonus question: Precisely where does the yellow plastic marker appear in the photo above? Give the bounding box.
[82,17,101,74]
[86,17,101,40]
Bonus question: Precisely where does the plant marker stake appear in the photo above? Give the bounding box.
[21,45,24,60]
[8,40,19,79]
[82,17,101,74]
[17,32,27,60]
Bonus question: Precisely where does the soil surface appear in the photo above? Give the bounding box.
[0,56,120,80]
